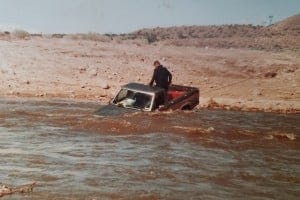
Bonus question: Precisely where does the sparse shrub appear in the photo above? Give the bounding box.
[104,33,117,40]
[69,32,111,42]
[272,44,282,50]
[30,33,43,37]
[161,34,171,40]
[81,32,99,41]
[13,29,29,39]
[128,34,138,40]
[203,32,215,38]
[51,34,65,38]
[82,32,111,42]
[177,32,187,39]
[119,34,127,40]
[104,33,117,37]
[188,30,198,38]
[145,32,158,44]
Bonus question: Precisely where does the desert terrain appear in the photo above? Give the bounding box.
[0,14,299,113]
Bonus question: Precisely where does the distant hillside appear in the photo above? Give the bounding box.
[271,14,300,31]
[1,14,299,51]
[122,14,300,51]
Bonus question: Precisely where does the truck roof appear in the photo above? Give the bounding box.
[122,83,165,93]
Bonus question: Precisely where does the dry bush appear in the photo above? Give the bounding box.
[145,32,158,44]
[51,34,65,38]
[81,32,99,41]
[104,33,118,41]
[82,32,110,42]
[0,32,10,40]
[30,33,43,37]
[177,31,188,39]
[70,32,111,42]
[13,29,30,39]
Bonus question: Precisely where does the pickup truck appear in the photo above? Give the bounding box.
[95,83,199,116]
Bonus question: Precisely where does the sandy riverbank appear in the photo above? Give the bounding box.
[0,36,299,113]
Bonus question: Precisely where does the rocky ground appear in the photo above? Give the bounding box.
[0,15,299,113]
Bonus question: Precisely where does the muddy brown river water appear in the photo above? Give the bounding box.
[0,98,299,199]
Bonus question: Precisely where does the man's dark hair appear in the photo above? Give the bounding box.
[153,60,161,66]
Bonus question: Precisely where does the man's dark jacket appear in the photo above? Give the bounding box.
[149,65,172,90]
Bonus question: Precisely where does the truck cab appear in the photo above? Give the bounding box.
[112,83,164,111]
[95,83,199,116]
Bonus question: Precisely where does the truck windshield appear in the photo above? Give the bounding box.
[113,89,152,110]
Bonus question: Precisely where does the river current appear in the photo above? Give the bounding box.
[0,98,299,199]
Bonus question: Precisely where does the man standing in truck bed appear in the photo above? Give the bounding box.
[149,60,172,91]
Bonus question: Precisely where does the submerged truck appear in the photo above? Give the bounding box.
[95,83,199,116]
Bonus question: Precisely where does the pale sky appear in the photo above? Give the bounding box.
[0,0,299,33]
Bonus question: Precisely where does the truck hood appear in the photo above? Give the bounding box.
[94,104,138,117]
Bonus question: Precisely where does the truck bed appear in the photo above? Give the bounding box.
[162,85,200,110]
